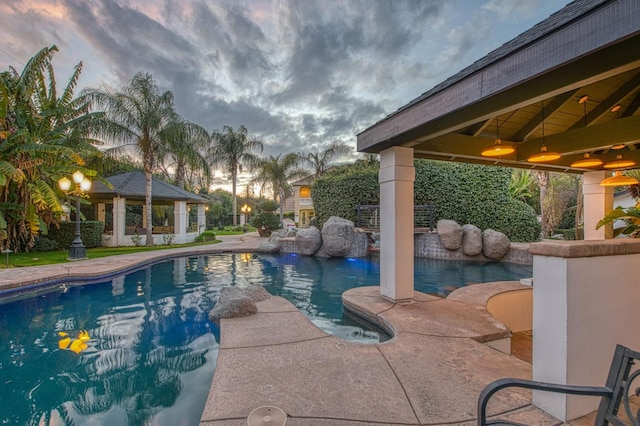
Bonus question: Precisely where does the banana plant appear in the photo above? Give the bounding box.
[596,205,640,237]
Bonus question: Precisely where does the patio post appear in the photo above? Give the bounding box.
[174,200,187,243]
[582,171,613,240]
[197,204,206,233]
[113,196,126,246]
[379,146,415,301]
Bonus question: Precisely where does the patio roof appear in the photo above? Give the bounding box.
[357,0,640,173]
[89,171,208,204]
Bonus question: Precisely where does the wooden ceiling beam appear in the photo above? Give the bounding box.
[511,90,577,142]
[622,89,640,117]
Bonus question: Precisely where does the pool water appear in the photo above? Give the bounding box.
[0,253,531,425]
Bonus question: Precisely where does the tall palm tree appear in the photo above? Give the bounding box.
[298,141,351,177]
[82,72,179,245]
[209,125,263,226]
[255,153,307,224]
[158,118,211,190]
[0,46,99,251]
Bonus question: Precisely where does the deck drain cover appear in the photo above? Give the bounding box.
[247,406,287,426]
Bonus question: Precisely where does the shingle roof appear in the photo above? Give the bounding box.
[387,0,610,120]
[89,171,208,204]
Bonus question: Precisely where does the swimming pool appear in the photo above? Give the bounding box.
[0,253,531,425]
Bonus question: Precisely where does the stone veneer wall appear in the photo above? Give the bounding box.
[415,232,532,265]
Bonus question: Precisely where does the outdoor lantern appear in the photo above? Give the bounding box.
[481,117,515,157]
[571,153,603,168]
[73,170,85,184]
[603,154,636,169]
[80,178,92,192]
[58,177,71,191]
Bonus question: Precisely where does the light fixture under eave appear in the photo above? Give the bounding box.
[481,139,515,157]
[527,99,560,163]
[570,153,603,168]
[600,171,639,187]
[603,154,636,169]
[528,146,561,162]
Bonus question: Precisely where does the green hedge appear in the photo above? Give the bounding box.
[47,221,105,248]
[312,160,540,242]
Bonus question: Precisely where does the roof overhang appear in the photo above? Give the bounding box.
[357,0,640,173]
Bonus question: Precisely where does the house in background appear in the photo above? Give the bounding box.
[292,176,315,227]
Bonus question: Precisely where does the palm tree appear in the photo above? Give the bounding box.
[0,46,99,251]
[158,118,211,190]
[298,141,351,177]
[255,153,307,224]
[209,125,263,226]
[82,72,179,245]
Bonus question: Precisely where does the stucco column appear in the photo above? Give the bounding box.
[141,205,148,231]
[197,204,206,233]
[174,201,187,243]
[379,146,415,301]
[113,197,126,247]
[583,171,613,240]
[530,240,640,421]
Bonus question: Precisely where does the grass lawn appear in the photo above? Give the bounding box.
[0,228,258,268]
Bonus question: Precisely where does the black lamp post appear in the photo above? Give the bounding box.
[59,171,92,261]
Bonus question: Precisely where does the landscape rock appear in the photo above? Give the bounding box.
[462,224,483,256]
[295,226,322,255]
[322,216,355,257]
[348,231,369,258]
[242,285,271,302]
[437,219,463,250]
[314,243,330,258]
[482,229,511,260]
[208,295,257,325]
[258,240,281,253]
[285,228,297,238]
[269,229,287,242]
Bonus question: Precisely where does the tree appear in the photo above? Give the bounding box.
[158,118,210,191]
[298,141,351,177]
[209,125,263,226]
[82,72,179,245]
[255,153,307,224]
[0,46,99,251]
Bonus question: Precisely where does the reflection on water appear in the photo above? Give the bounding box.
[0,254,531,425]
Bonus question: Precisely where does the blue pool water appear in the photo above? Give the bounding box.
[0,254,531,425]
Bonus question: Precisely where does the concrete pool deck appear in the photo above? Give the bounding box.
[0,233,602,425]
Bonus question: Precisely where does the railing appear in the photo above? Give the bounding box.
[355,204,435,231]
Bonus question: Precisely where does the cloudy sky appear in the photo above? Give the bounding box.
[0,0,564,187]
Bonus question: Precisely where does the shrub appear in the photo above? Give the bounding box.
[47,221,105,248]
[194,230,217,242]
[131,234,143,246]
[312,159,540,242]
[259,200,279,213]
[32,236,60,252]
[162,233,175,245]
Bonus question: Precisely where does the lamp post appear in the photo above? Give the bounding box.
[241,204,251,229]
[59,170,92,261]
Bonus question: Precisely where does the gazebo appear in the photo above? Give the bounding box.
[357,0,640,422]
[88,171,208,246]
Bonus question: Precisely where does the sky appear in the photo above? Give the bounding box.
[0,0,566,190]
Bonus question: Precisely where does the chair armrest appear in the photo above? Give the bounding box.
[477,378,612,426]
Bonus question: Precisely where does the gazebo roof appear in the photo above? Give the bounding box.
[89,171,208,204]
[357,0,640,173]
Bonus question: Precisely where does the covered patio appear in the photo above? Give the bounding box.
[88,171,208,246]
[357,0,640,422]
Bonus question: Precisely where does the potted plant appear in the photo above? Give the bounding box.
[250,200,281,237]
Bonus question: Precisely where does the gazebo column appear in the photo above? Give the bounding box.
[197,204,206,234]
[174,200,187,243]
[379,146,415,301]
[142,206,148,231]
[583,171,613,240]
[113,197,126,247]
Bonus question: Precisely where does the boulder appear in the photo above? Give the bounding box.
[243,285,271,302]
[269,229,287,242]
[285,228,297,238]
[295,226,322,255]
[482,229,511,260]
[462,224,483,256]
[208,296,257,325]
[321,216,355,257]
[314,243,330,258]
[348,231,369,258]
[437,219,463,250]
[258,240,281,253]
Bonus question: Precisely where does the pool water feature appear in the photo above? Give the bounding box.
[0,254,531,425]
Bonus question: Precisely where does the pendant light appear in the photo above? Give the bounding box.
[527,100,560,162]
[570,97,603,168]
[571,152,603,168]
[481,117,515,157]
[603,154,636,169]
[600,171,639,187]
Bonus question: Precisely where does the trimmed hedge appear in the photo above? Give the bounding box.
[312,160,540,242]
[47,221,105,248]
